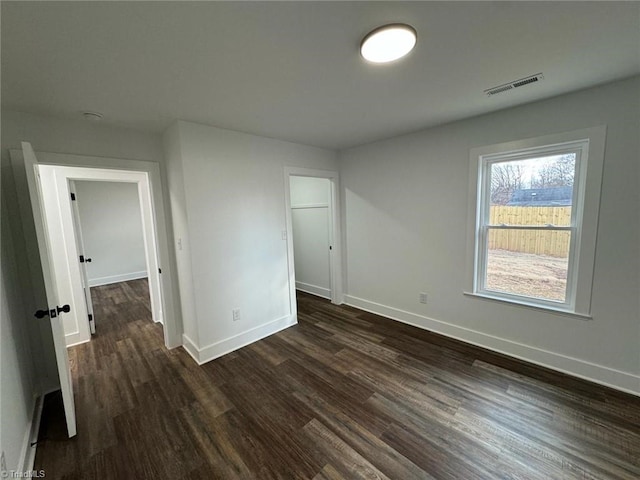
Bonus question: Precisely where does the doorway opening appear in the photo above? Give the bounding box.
[284,167,343,320]
[11,148,180,350]
[32,166,164,347]
[289,176,332,299]
[12,144,179,438]
[70,180,160,339]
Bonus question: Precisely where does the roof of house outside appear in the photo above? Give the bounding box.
[508,186,573,206]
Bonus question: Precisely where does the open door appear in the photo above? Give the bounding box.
[69,181,96,334]
[21,142,77,437]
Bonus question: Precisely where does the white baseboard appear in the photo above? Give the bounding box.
[182,314,297,365]
[17,393,45,475]
[296,282,331,300]
[181,333,201,364]
[344,295,640,397]
[88,271,148,287]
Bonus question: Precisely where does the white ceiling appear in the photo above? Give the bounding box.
[2,1,639,150]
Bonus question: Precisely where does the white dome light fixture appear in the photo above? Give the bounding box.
[360,24,417,64]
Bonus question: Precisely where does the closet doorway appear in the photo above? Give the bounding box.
[284,167,343,319]
[289,176,332,299]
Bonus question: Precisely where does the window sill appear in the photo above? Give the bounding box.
[463,291,592,320]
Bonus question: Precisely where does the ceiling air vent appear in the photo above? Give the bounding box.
[484,73,544,97]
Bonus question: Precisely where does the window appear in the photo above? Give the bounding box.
[466,127,606,316]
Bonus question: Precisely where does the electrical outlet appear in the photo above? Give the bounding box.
[232,308,241,322]
[1,450,7,473]
[419,292,428,304]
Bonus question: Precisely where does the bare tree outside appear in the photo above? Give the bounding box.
[531,154,575,188]
[490,163,525,205]
[490,154,576,205]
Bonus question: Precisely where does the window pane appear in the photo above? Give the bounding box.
[485,229,570,302]
[490,154,575,226]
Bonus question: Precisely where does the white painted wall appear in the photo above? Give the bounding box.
[74,181,147,286]
[340,76,640,394]
[163,123,199,347]
[1,111,165,162]
[1,184,38,474]
[290,176,331,298]
[164,121,338,363]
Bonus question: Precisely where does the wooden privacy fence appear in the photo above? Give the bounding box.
[489,206,571,258]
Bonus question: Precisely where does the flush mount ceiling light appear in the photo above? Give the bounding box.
[360,24,417,64]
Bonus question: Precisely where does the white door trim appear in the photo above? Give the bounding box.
[284,167,344,310]
[10,149,182,349]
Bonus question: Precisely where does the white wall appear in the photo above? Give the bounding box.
[163,123,198,347]
[340,76,640,394]
[164,121,338,363]
[1,111,165,163]
[290,176,331,298]
[74,181,147,286]
[1,184,38,474]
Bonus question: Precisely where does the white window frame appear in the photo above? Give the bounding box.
[465,126,606,318]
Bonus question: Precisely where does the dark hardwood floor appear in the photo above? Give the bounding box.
[34,280,640,479]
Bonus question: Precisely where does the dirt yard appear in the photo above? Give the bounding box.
[486,249,568,302]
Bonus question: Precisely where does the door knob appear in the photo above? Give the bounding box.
[56,304,71,315]
[34,309,50,319]
[35,305,69,318]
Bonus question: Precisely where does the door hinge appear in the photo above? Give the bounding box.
[71,192,76,201]
[158,268,162,274]
[79,255,85,263]
[88,314,93,321]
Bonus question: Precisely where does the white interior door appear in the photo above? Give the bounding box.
[69,181,96,334]
[21,142,77,437]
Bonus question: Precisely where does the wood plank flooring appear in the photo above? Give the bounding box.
[34,281,640,479]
